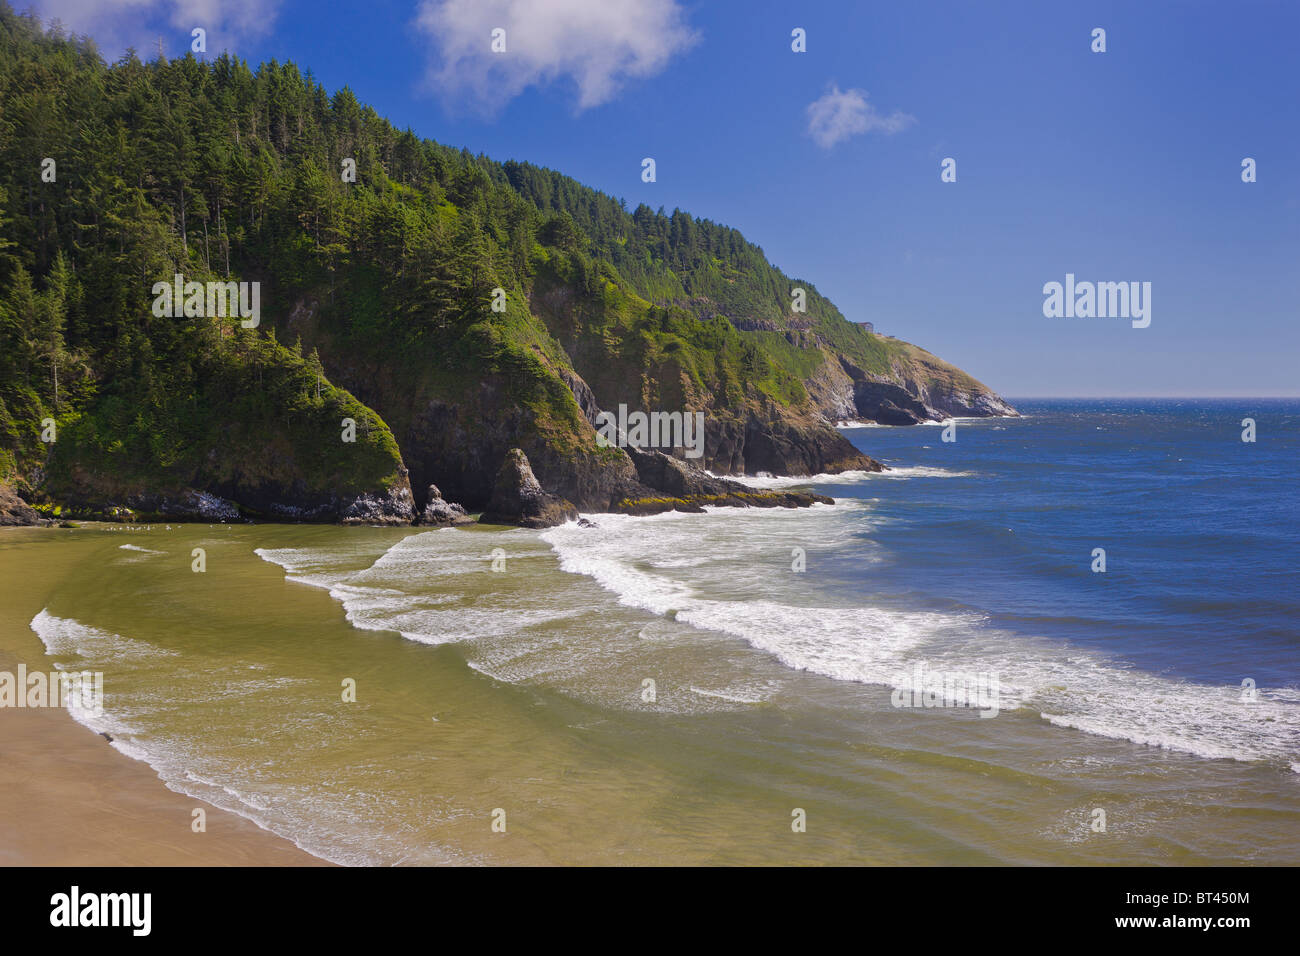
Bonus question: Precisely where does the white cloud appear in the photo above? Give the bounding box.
[805,84,915,149]
[415,0,699,113]
[29,0,278,59]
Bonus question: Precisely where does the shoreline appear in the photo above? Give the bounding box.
[4,488,837,528]
[833,412,1023,429]
[4,412,1298,868]
[0,526,328,867]
[0,703,331,866]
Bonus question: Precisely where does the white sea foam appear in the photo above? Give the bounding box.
[118,544,165,554]
[540,511,1300,772]
[257,535,578,646]
[911,416,1012,427]
[264,517,1300,772]
[28,608,475,866]
[688,685,766,704]
[31,608,178,663]
[714,466,974,488]
[869,465,976,480]
[256,531,789,714]
[834,415,1014,429]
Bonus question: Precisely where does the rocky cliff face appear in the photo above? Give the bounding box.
[30,472,417,525]
[0,483,41,525]
[0,28,1016,531]
[527,274,886,486]
[3,282,1004,528]
[282,297,641,516]
[808,342,1018,425]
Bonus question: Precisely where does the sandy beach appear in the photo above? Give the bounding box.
[0,705,326,866]
[5,473,1299,866]
[0,527,325,866]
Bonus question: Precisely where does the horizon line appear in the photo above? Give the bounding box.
[1003,395,1300,400]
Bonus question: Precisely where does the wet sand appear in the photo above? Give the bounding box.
[0,526,326,866]
[0,705,327,865]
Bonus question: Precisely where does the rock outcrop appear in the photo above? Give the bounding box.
[0,484,41,526]
[479,448,580,528]
[419,484,474,526]
[612,447,836,516]
[805,347,1019,426]
[340,483,417,526]
[556,367,884,485]
[612,489,834,517]
[698,412,884,476]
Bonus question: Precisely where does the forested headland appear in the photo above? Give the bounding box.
[0,4,1013,524]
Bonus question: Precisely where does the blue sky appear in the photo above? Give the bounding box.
[32,0,1300,396]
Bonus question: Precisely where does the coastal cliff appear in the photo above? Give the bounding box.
[0,8,1012,527]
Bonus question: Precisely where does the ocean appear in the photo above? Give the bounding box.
[10,399,1299,864]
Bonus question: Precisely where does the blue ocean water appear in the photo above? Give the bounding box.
[24,398,1298,866]
[831,399,1299,688]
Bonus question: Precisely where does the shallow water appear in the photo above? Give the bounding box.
[5,399,1298,864]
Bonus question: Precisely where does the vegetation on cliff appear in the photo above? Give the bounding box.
[0,5,1011,521]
